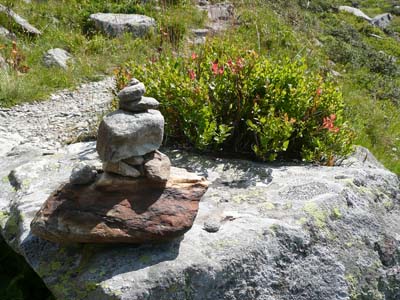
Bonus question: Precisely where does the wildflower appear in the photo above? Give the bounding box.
[322,114,340,133]
[236,57,244,70]
[191,53,198,60]
[212,60,219,75]
[188,69,196,80]
[218,65,224,75]
[316,88,322,96]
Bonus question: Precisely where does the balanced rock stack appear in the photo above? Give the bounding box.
[97,78,171,183]
[30,79,209,244]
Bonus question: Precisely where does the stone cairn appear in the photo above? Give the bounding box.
[30,79,208,244]
[96,78,171,183]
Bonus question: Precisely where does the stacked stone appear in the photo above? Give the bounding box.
[96,78,171,182]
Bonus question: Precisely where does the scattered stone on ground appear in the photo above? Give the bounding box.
[198,2,235,33]
[89,13,156,38]
[0,77,115,153]
[190,1,236,44]
[338,6,393,29]
[0,25,16,40]
[338,6,372,21]
[371,13,393,29]
[189,28,209,45]
[0,53,7,70]
[191,28,209,37]
[0,4,42,36]
[43,48,73,69]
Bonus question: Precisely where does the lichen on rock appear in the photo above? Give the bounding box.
[0,141,399,299]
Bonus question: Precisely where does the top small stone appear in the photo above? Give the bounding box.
[128,78,140,86]
[118,82,146,102]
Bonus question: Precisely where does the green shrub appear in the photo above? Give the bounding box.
[120,41,354,164]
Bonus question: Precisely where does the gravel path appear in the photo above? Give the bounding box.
[0,77,115,156]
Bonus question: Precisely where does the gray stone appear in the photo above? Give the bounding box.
[191,28,209,37]
[0,53,7,70]
[96,109,164,161]
[199,2,235,22]
[119,96,160,112]
[190,29,209,45]
[0,4,41,35]
[123,155,144,166]
[117,82,146,102]
[89,13,156,38]
[43,48,72,70]
[144,150,171,182]
[1,143,400,300]
[103,161,141,178]
[69,162,97,185]
[371,13,393,29]
[0,25,15,40]
[203,219,221,233]
[338,6,372,21]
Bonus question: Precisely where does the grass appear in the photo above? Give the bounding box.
[0,0,205,106]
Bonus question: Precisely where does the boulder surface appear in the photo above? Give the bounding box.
[89,13,156,38]
[371,13,393,29]
[0,143,399,300]
[43,48,73,69]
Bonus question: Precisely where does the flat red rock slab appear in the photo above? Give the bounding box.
[31,172,208,244]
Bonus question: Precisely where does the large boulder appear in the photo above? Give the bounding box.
[0,143,400,300]
[96,109,164,161]
[89,13,156,38]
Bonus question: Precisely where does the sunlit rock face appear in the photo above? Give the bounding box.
[1,142,399,300]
